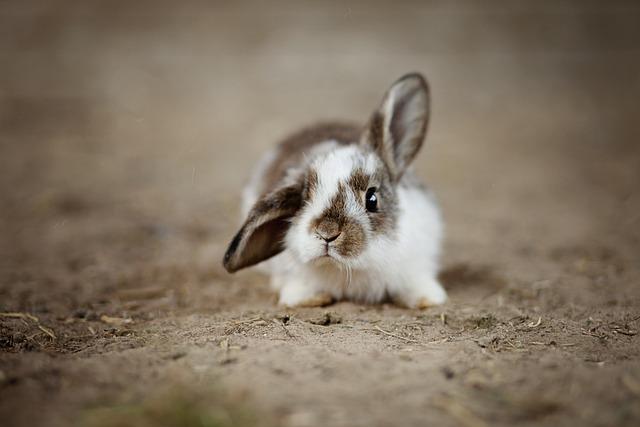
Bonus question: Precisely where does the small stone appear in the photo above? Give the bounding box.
[308,312,342,326]
[441,366,455,380]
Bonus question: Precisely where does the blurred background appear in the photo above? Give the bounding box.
[1,0,639,274]
[1,2,640,426]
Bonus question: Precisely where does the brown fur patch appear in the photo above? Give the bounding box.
[304,169,319,200]
[337,221,366,257]
[260,122,361,198]
[346,167,397,236]
[308,183,367,258]
[347,168,369,192]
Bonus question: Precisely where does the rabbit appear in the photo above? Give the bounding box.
[223,73,447,308]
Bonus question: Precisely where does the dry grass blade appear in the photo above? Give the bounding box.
[424,337,449,345]
[581,329,605,339]
[373,326,419,343]
[0,312,39,322]
[231,316,263,325]
[2,311,56,340]
[219,338,229,351]
[528,317,542,328]
[100,315,133,326]
[38,324,57,339]
[612,329,637,336]
[272,319,295,339]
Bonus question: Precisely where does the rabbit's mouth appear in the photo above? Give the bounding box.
[311,247,345,266]
[310,254,337,269]
[324,242,344,260]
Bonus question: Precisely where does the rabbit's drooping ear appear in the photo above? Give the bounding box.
[223,184,303,273]
[363,73,430,181]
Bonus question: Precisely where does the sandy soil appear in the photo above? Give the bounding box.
[1,1,640,426]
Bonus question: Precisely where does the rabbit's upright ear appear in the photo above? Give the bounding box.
[223,183,303,273]
[363,73,430,181]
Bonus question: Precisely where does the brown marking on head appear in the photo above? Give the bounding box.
[337,221,366,257]
[304,168,319,201]
[347,168,369,192]
[347,166,398,236]
[259,122,361,199]
[309,183,348,234]
[307,182,368,258]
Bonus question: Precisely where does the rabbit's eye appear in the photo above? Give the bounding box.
[365,187,378,212]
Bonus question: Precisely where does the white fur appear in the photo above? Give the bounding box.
[244,143,447,308]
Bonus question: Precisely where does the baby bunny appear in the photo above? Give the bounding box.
[223,73,447,308]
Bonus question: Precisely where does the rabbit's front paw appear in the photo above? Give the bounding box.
[278,279,334,307]
[293,293,335,308]
[396,278,448,309]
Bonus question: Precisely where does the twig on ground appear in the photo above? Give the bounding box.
[612,328,637,336]
[527,317,542,328]
[100,315,132,326]
[581,329,605,339]
[231,316,263,325]
[424,337,450,345]
[219,338,229,351]
[1,311,56,341]
[373,325,419,343]
[0,312,39,322]
[38,325,56,339]
[273,319,295,339]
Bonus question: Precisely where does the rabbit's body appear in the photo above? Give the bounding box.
[224,73,448,308]
[241,123,445,307]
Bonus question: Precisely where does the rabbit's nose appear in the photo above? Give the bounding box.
[318,231,341,243]
[315,221,341,243]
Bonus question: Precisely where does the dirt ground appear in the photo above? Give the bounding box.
[1,1,640,426]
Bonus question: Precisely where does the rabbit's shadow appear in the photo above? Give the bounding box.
[438,263,506,296]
